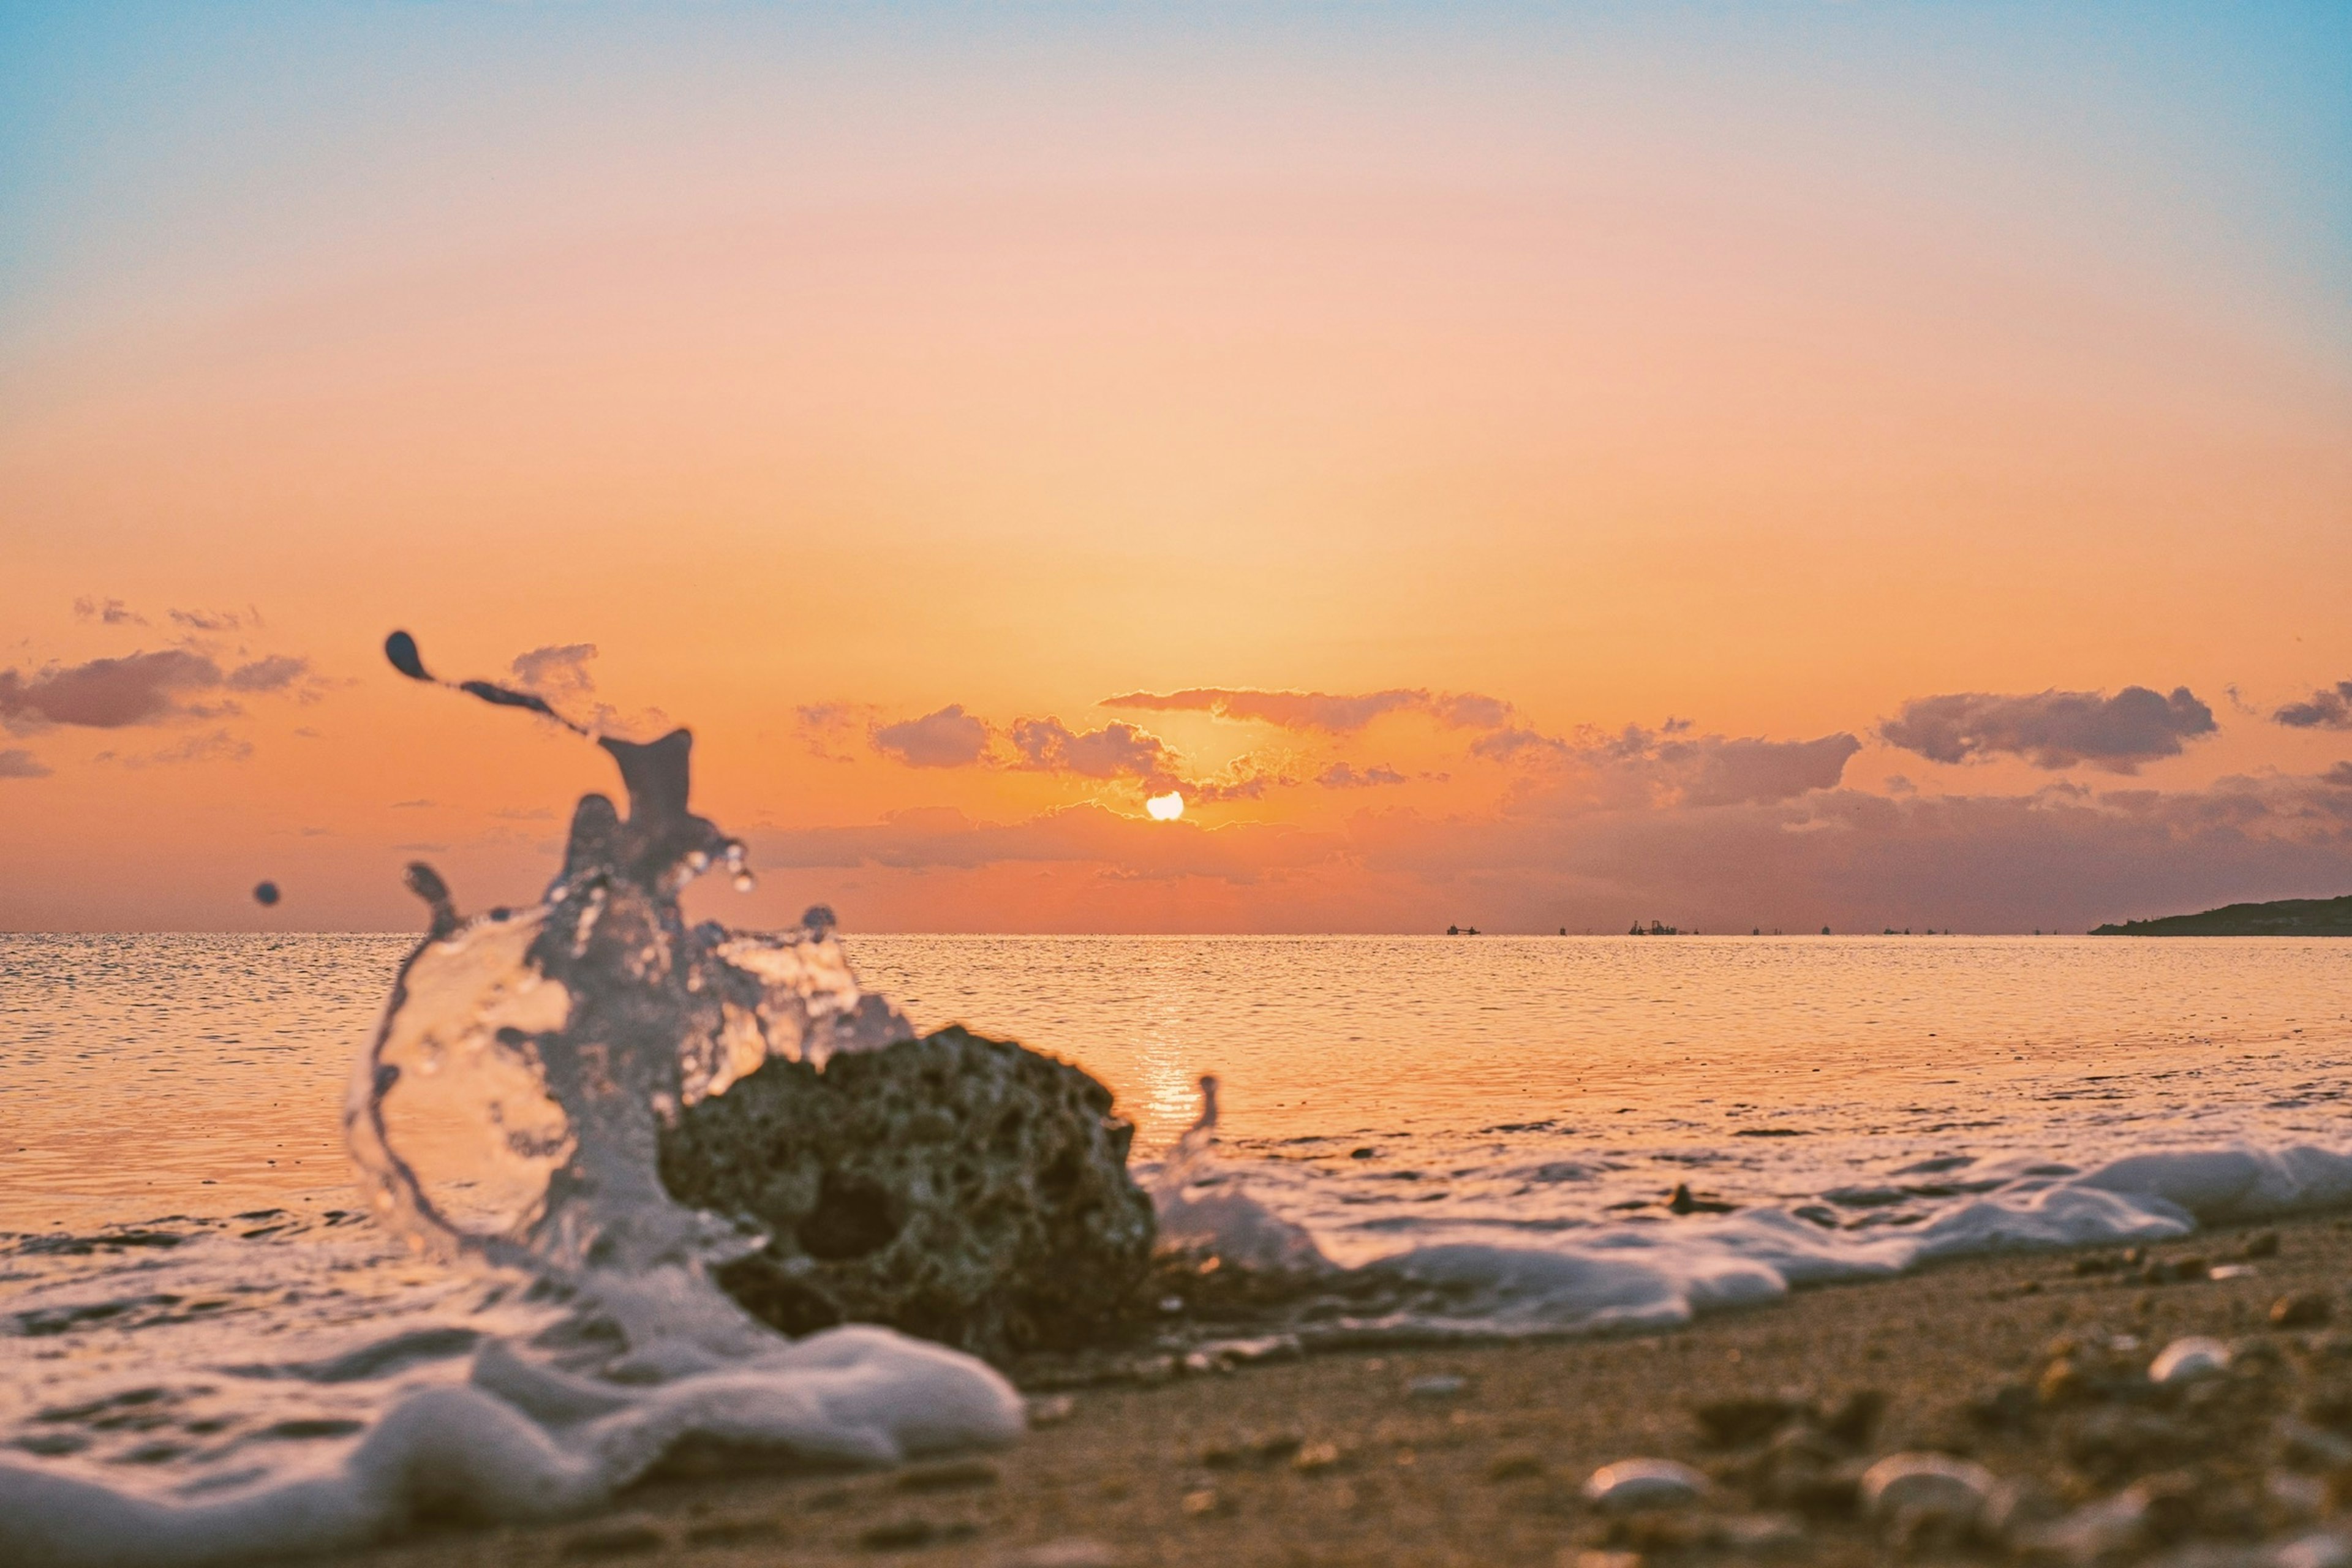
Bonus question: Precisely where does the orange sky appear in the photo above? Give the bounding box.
[4,4,2350,933]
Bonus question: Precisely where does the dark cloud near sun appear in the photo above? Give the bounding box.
[2274,681,2352,731]
[872,704,992,768]
[1317,761,1409,789]
[1879,686,2216,772]
[1009,716,1177,786]
[1471,717,1859,807]
[1102,686,1510,734]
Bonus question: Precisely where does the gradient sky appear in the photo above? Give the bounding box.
[3,2,2350,934]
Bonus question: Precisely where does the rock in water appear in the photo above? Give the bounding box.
[657,1025,1155,1357]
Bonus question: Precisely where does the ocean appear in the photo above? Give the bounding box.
[6,929,2352,1560]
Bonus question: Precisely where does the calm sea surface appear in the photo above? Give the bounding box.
[4,931,2351,1487]
[7,933,2352,1241]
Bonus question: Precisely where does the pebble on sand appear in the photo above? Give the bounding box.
[1856,1452,1995,1527]
[2146,1335,2233,1385]
[1582,1458,1709,1511]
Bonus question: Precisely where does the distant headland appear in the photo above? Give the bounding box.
[2091,894,2352,937]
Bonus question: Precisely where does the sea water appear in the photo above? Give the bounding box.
[8,930,2352,1561]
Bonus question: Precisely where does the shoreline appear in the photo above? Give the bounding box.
[334,1209,2352,1567]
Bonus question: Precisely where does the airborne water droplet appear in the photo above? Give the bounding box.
[732,871,756,894]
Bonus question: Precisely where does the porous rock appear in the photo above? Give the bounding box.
[657,1025,1155,1357]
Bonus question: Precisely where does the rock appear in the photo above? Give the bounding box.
[2275,1292,2334,1329]
[1858,1452,1996,1530]
[2276,1533,2352,1568]
[2246,1231,2282,1259]
[2148,1336,2233,1386]
[2010,1487,2147,1562]
[658,1026,1155,1357]
[1583,1458,1709,1511]
[2275,1417,2352,1469]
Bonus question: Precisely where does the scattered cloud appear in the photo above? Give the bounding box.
[1471,719,1859,807]
[2274,681,2352,731]
[749,763,2352,932]
[0,649,233,731]
[391,798,435,809]
[1009,716,1177,786]
[755,803,1341,883]
[223,655,310,693]
[0,748,50,779]
[1102,686,1510,734]
[1185,757,1298,802]
[72,596,146,627]
[1317,761,1409,789]
[872,704,992,768]
[168,606,260,632]
[0,649,317,733]
[794,702,867,761]
[1879,686,2217,772]
[99,729,255,768]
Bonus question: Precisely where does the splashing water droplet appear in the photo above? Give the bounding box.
[347,717,913,1359]
[732,871,756,893]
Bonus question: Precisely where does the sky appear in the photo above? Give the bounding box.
[2,1,2350,935]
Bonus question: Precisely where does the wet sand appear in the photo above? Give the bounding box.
[340,1214,2352,1568]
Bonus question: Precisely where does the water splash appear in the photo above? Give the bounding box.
[350,634,916,1360]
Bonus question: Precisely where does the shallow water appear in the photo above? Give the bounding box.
[6,931,2352,1524]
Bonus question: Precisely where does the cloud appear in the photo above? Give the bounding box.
[1317,761,1409,789]
[1102,686,1510,734]
[794,702,867,761]
[168,607,260,632]
[0,649,229,730]
[1009,716,1177,785]
[756,803,1341,883]
[2275,681,2352,731]
[510,643,598,699]
[223,655,310,693]
[0,748,50,778]
[1879,686,2217,772]
[72,596,145,627]
[2325,762,2352,790]
[1668,733,1863,807]
[1471,718,1858,807]
[100,728,255,768]
[873,704,992,768]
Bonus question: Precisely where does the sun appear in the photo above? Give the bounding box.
[1145,791,1185,821]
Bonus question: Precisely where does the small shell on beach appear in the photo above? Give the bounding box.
[999,1541,1123,1568]
[1858,1453,1996,1526]
[1582,1458,1709,1511]
[2147,1336,2232,1385]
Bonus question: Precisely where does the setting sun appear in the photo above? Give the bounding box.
[1145,792,1185,821]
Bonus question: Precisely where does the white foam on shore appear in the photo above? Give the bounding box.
[1159,1141,2352,1340]
[0,1324,1021,1568]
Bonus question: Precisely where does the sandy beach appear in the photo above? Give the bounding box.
[324,1213,2352,1568]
